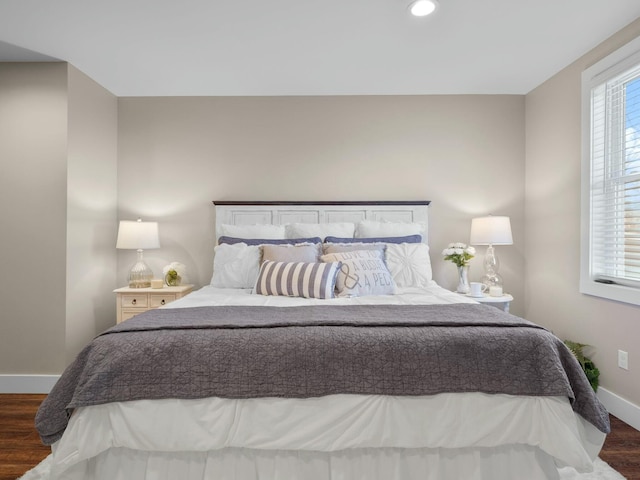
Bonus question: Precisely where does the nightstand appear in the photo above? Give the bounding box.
[114,284,194,323]
[471,293,514,313]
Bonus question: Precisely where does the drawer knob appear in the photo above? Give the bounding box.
[131,299,137,305]
[161,299,166,305]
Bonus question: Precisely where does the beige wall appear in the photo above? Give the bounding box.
[4,21,639,416]
[525,19,640,407]
[0,63,68,373]
[66,65,118,364]
[117,95,526,314]
[0,62,118,375]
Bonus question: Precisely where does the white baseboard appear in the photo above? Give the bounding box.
[0,375,60,394]
[597,387,640,431]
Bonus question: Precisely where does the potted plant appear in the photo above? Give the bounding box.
[564,340,600,392]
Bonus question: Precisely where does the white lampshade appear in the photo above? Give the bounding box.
[116,218,160,288]
[469,216,513,246]
[116,219,160,250]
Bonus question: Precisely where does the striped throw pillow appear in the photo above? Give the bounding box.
[254,261,341,299]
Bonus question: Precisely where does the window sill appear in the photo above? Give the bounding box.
[580,279,640,307]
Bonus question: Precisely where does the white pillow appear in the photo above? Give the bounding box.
[356,220,425,238]
[218,223,285,240]
[385,243,433,288]
[321,249,396,297]
[286,222,355,240]
[210,243,261,288]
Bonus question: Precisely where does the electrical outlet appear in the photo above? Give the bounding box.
[618,350,629,370]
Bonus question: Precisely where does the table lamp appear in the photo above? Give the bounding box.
[469,215,513,289]
[116,218,160,288]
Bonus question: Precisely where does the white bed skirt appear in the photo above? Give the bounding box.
[62,444,560,480]
[49,393,605,480]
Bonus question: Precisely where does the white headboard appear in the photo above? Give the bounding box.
[212,201,430,242]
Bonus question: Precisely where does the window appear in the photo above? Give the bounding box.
[581,36,640,306]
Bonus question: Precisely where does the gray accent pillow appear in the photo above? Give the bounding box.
[322,243,386,256]
[219,236,321,245]
[218,223,285,239]
[324,234,422,244]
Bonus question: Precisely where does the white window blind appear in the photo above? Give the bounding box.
[581,35,640,305]
[590,67,640,287]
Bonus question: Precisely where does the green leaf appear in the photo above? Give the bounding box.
[564,340,600,392]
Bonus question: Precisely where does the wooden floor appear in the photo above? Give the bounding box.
[0,395,50,480]
[601,414,640,480]
[1,394,639,480]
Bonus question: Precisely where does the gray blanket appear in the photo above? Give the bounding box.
[35,303,610,445]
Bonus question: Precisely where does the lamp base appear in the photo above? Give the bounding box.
[481,244,503,289]
[127,250,154,288]
[128,278,152,288]
[481,273,503,289]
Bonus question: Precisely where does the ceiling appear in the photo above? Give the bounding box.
[1,0,639,97]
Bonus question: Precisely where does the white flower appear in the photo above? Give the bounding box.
[442,242,475,267]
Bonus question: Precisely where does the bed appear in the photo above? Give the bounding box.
[34,201,609,480]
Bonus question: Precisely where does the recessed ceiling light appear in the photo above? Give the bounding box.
[409,0,438,17]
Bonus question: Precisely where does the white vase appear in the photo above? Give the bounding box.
[456,265,470,294]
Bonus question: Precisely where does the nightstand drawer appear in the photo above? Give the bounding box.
[150,294,176,307]
[114,285,194,324]
[121,294,149,308]
[120,310,140,322]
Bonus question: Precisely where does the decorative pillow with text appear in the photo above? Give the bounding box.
[321,249,396,297]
